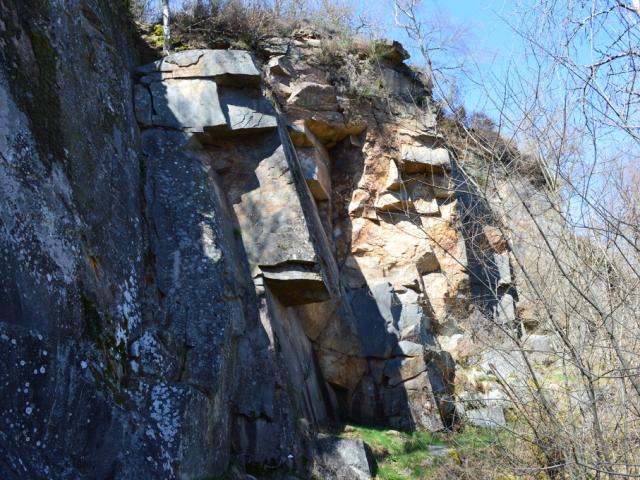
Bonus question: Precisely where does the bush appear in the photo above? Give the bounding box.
[132,0,357,50]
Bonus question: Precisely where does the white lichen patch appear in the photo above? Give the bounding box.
[115,269,142,347]
[131,332,165,372]
[149,383,186,474]
[199,222,222,262]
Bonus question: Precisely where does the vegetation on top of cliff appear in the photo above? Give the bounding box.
[131,0,356,49]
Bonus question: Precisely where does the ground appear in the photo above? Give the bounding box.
[342,424,516,479]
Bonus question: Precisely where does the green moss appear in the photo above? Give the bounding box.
[80,292,129,405]
[0,0,64,170]
[152,23,164,37]
[81,293,103,340]
[229,39,251,50]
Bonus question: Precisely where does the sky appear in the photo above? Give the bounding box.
[354,0,522,116]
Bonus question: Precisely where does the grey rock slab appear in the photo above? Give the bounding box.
[267,55,293,76]
[382,67,419,99]
[392,340,424,357]
[142,128,245,386]
[494,292,516,326]
[261,262,330,305]
[310,436,374,480]
[258,37,291,56]
[347,282,402,358]
[297,146,331,201]
[149,78,227,129]
[400,145,451,173]
[466,406,506,429]
[384,355,427,386]
[287,82,338,111]
[138,49,261,86]
[218,88,278,132]
[494,252,512,286]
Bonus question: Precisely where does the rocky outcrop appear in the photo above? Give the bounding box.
[0,3,533,478]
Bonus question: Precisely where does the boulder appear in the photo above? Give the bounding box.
[396,372,446,431]
[267,55,293,76]
[377,40,410,63]
[414,197,440,215]
[309,436,374,480]
[348,189,371,215]
[393,340,424,357]
[400,145,451,173]
[138,49,261,86]
[438,334,472,362]
[286,112,366,147]
[350,218,440,290]
[287,82,338,111]
[384,356,426,387]
[423,272,450,323]
[466,406,506,429]
[407,180,440,215]
[495,293,516,326]
[398,303,433,341]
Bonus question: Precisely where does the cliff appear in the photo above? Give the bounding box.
[0,2,544,478]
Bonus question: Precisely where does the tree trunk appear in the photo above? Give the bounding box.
[161,0,171,55]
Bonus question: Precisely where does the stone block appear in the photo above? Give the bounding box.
[218,88,277,132]
[287,82,338,111]
[149,78,227,129]
[400,145,451,173]
[297,146,331,201]
[138,49,261,86]
[494,252,512,287]
[261,262,330,305]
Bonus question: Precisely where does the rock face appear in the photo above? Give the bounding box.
[0,3,531,479]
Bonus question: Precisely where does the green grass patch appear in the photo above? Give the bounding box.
[342,424,509,479]
[341,425,450,479]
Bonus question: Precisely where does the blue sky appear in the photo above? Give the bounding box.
[357,0,521,116]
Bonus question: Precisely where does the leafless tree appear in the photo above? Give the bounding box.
[161,0,171,54]
[393,0,640,478]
